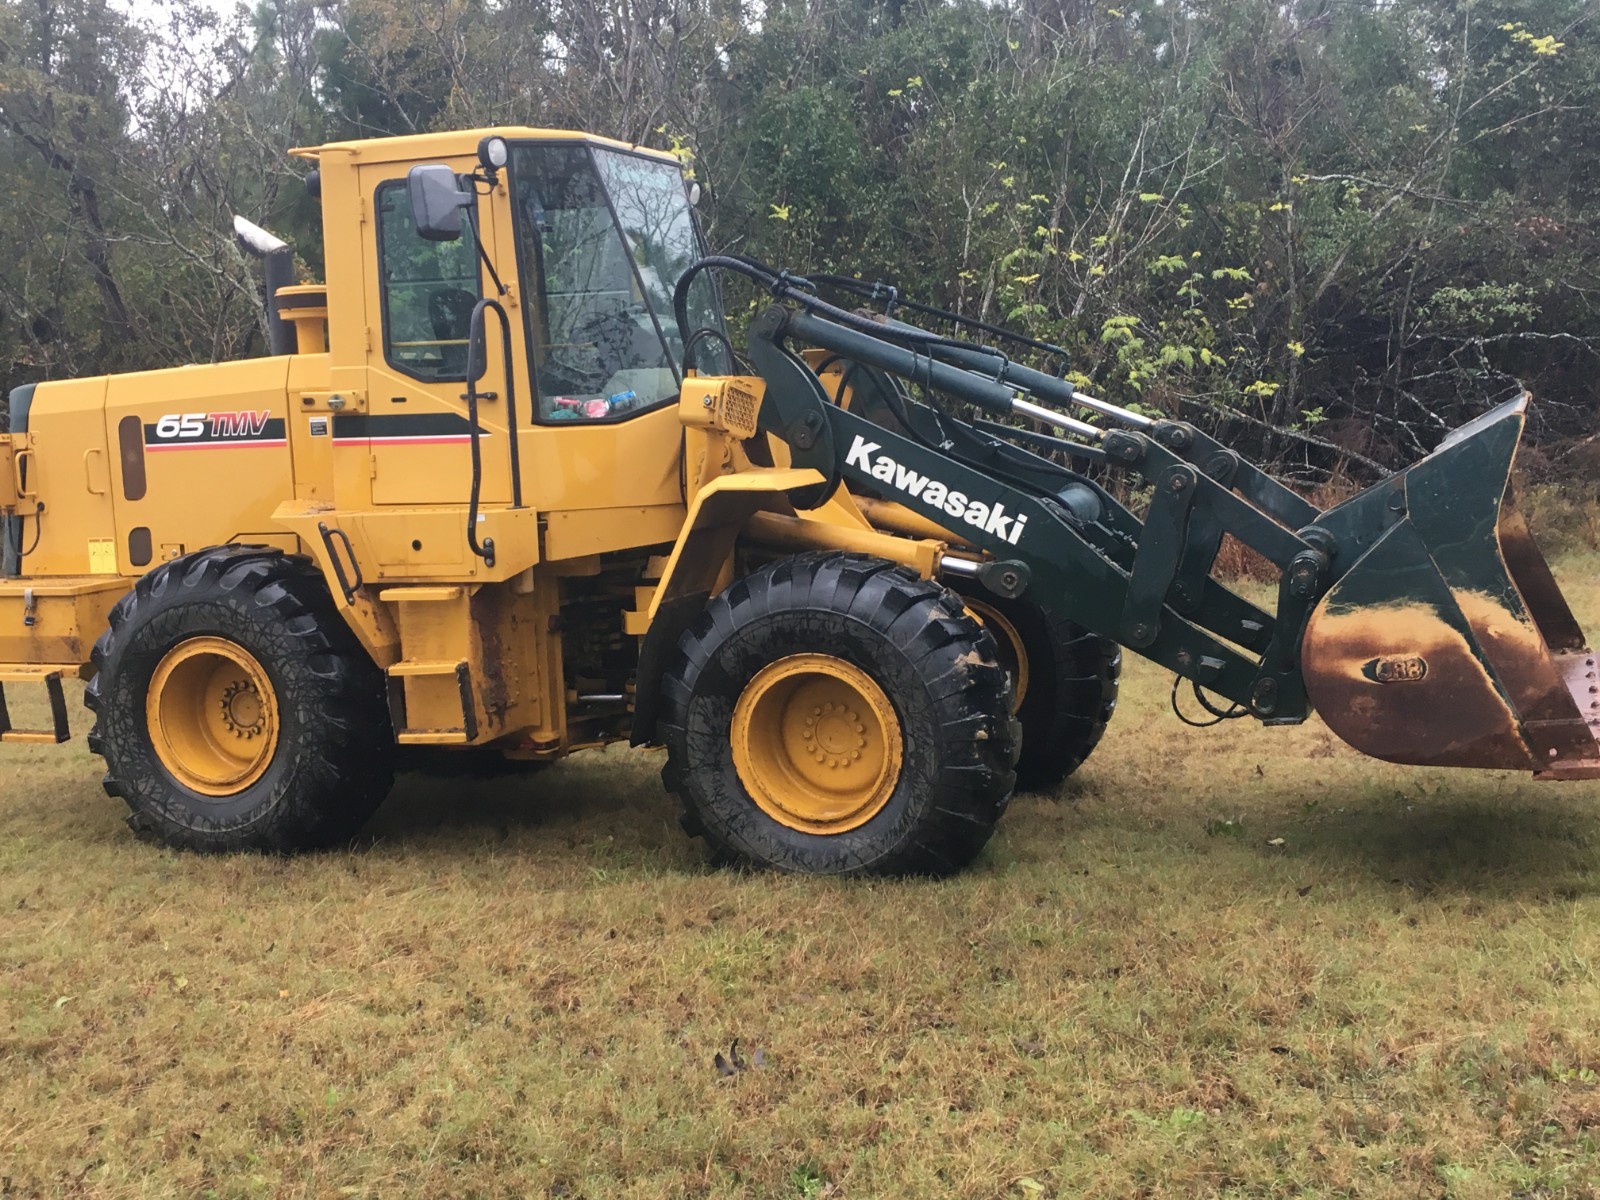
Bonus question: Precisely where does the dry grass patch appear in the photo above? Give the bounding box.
[4,558,1600,1197]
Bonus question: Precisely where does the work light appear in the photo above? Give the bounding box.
[477,136,510,178]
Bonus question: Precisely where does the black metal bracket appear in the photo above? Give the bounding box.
[1170,444,1241,614]
[455,661,479,742]
[977,559,1031,599]
[1121,464,1199,648]
[747,306,841,509]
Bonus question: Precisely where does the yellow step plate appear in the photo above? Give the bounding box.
[376,586,464,603]
[387,659,467,678]
[396,731,471,746]
[0,664,79,683]
[0,730,63,746]
[0,669,70,744]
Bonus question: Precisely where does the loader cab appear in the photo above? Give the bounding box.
[385,131,726,421]
[301,127,726,552]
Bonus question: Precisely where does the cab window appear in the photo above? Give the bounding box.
[512,144,708,422]
[375,179,481,381]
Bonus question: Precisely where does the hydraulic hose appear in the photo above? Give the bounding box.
[673,256,1017,376]
[807,273,1071,368]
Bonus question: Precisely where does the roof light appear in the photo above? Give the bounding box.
[477,136,509,178]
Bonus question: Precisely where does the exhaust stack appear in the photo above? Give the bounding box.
[233,215,296,356]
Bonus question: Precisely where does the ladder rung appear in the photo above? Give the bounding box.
[0,671,70,744]
[0,731,63,746]
[386,661,479,745]
[376,586,464,603]
[0,665,76,683]
[397,731,471,746]
[388,659,467,678]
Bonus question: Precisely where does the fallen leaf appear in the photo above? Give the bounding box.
[713,1038,766,1078]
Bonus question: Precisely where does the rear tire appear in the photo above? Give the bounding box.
[659,552,1018,876]
[85,546,395,852]
[952,583,1120,793]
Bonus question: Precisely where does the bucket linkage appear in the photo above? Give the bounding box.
[684,259,1600,781]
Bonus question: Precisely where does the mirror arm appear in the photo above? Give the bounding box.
[463,204,508,298]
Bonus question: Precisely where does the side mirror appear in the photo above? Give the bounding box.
[407,163,472,242]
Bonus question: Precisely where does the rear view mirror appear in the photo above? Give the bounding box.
[407,164,472,241]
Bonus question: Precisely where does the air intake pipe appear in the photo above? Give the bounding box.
[233,215,296,356]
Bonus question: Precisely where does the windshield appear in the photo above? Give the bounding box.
[510,143,726,422]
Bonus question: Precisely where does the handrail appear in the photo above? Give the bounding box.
[461,297,524,568]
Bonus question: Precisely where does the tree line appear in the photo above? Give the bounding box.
[0,0,1596,481]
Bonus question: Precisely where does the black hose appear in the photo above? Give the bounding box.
[1171,675,1248,727]
[672,255,1017,376]
[683,326,735,374]
[807,273,1070,369]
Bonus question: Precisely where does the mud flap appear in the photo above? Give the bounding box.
[1302,395,1600,775]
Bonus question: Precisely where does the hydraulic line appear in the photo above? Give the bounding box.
[806,272,1071,367]
[672,256,1138,468]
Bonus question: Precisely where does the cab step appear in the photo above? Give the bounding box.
[0,667,71,745]
[386,658,477,746]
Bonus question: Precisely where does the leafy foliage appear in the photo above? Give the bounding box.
[0,0,1597,478]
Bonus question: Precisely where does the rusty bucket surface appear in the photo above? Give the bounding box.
[1301,395,1600,778]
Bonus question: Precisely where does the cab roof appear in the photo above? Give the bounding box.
[289,127,681,168]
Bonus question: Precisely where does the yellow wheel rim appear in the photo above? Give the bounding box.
[966,599,1029,712]
[730,654,904,835]
[146,637,280,796]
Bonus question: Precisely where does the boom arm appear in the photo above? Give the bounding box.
[727,286,1600,778]
[746,302,1324,720]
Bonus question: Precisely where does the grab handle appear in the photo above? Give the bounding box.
[317,522,363,604]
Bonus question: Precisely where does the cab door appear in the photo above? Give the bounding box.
[357,161,512,507]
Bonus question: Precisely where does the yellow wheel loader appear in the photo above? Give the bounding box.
[0,127,1592,875]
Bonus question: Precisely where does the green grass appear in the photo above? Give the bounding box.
[6,560,1600,1197]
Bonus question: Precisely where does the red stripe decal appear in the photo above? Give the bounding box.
[146,440,288,452]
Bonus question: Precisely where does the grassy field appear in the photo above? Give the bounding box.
[6,561,1600,1198]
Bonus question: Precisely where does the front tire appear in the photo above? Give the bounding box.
[660,553,1018,876]
[952,583,1120,793]
[85,546,395,852]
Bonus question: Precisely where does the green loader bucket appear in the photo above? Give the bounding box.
[1301,395,1600,778]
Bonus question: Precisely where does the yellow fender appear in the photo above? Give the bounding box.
[629,467,945,744]
[271,507,401,668]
